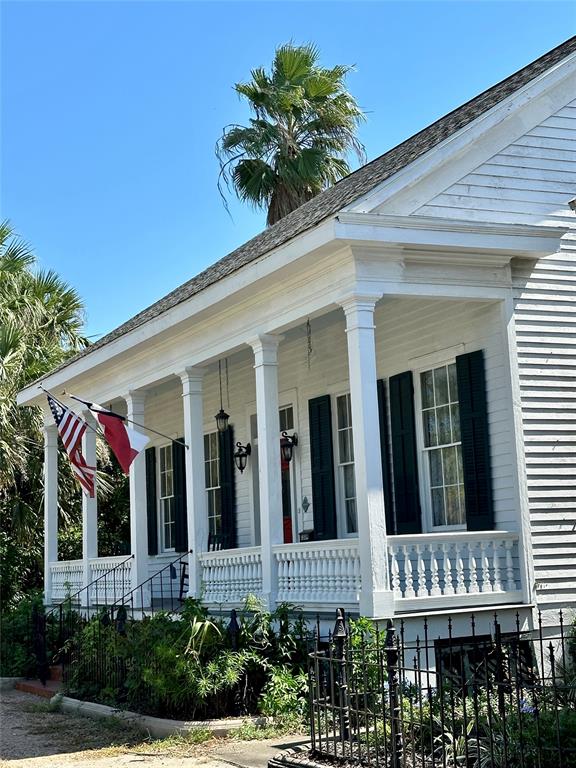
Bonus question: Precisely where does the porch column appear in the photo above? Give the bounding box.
[179,367,207,598]
[125,390,150,606]
[44,423,59,606]
[81,411,98,603]
[250,334,283,610]
[341,294,394,618]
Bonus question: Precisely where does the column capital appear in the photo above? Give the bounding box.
[338,291,383,316]
[43,422,59,446]
[177,365,206,384]
[124,389,146,414]
[249,334,283,366]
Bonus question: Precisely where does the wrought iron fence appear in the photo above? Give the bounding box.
[309,609,576,768]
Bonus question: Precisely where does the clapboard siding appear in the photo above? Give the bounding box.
[512,239,576,614]
[417,98,576,226]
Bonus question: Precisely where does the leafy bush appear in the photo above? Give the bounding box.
[64,596,311,723]
[0,592,44,676]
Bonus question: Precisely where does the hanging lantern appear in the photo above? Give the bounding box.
[234,442,251,473]
[280,431,298,464]
[215,408,230,433]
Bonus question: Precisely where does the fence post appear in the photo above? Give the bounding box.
[333,608,350,748]
[386,619,403,768]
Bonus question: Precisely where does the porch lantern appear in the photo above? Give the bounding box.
[215,408,230,433]
[280,431,298,464]
[233,441,251,473]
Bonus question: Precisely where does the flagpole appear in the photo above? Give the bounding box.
[62,390,189,449]
[38,385,105,441]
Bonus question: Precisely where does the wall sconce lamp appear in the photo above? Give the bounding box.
[234,442,251,473]
[280,431,298,464]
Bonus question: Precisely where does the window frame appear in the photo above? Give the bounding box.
[203,429,222,541]
[332,390,358,539]
[157,443,176,553]
[414,356,467,533]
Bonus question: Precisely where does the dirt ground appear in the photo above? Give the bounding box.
[0,689,307,768]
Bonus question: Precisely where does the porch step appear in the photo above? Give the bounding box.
[15,679,61,699]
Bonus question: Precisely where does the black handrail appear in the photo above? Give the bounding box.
[109,550,193,620]
[49,554,135,613]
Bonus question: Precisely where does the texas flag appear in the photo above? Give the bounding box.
[84,401,150,474]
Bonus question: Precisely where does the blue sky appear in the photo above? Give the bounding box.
[2,1,574,339]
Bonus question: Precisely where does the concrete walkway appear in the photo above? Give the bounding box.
[0,689,308,768]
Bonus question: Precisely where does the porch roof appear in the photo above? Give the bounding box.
[20,36,576,391]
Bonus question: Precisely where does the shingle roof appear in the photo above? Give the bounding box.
[52,36,576,376]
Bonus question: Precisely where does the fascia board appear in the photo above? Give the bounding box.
[345,52,576,215]
[17,218,337,407]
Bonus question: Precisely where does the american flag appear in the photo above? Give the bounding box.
[46,394,96,497]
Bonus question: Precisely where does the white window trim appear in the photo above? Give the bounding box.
[157,442,176,553]
[413,356,467,534]
[331,389,358,540]
[203,429,221,541]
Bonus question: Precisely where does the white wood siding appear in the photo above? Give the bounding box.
[512,242,576,614]
[415,99,576,226]
[141,298,516,576]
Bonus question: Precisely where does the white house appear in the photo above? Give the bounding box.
[17,37,576,633]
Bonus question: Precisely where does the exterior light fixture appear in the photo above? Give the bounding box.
[215,360,229,432]
[280,431,298,464]
[234,442,251,473]
[215,408,230,433]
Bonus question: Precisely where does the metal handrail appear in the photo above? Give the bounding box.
[48,554,134,614]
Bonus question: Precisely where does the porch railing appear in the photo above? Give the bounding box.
[88,556,133,604]
[49,560,83,601]
[199,546,263,604]
[273,540,361,606]
[388,531,522,609]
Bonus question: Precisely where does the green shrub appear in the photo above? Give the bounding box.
[0,592,44,676]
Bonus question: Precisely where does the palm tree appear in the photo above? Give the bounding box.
[217,43,365,226]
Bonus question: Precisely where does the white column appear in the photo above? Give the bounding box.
[81,411,98,603]
[250,334,283,610]
[179,367,207,598]
[125,390,150,606]
[341,294,394,618]
[43,423,59,606]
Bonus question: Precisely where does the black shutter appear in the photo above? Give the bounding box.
[377,379,395,534]
[389,371,422,534]
[309,395,337,540]
[173,438,188,552]
[218,425,237,549]
[145,447,158,556]
[456,350,494,531]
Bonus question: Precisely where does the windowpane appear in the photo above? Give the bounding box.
[434,366,449,406]
[339,429,353,464]
[445,485,463,525]
[432,488,445,526]
[205,431,222,542]
[279,406,294,432]
[429,449,443,487]
[437,405,451,445]
[448,363,458,402]
[421,370,435,409]
[346,500,358,534]
[343,464,356,499]
[443,446,458,485]
[451,404,461,442]
[423,410,437,448]
[337,394,349,428]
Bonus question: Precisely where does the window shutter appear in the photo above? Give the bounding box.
[172,438,188,552]
[456,350,494,531]
[218,425,237,549]
[145,447,158,556]
[377,379,395,534]
[308,395,337,540]
[389,371,422,534]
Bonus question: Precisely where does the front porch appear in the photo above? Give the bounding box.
[49,529,522,614]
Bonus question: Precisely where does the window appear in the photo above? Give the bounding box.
[159,445,175,550]
[336,393,357,535]
[204,432,221,538]
[420,363,465,527]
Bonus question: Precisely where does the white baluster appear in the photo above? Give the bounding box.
[505,540,516,591]
[390,546,402,598]
[455,543,466,595]
[403,545,415,598]
[442,544,454,595]
[416,544,429,598]
[468,543,479,594]
[480,541,492,593]
[430,545,441,597]
[492,540,503,592]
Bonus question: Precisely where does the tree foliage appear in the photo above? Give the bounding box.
[217,43,365,226]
